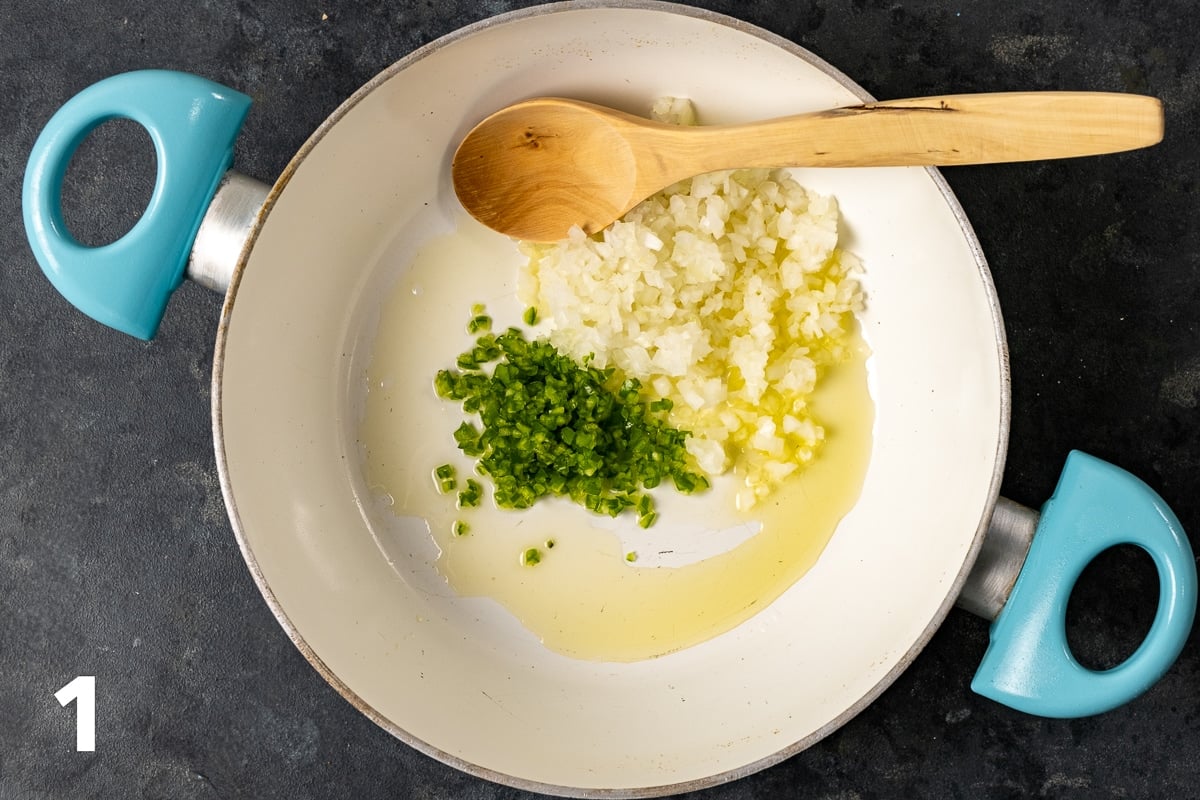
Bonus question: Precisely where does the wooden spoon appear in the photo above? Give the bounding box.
[451,92,1162,242]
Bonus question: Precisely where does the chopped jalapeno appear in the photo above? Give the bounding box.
[433,464,456,494]
[434,311,707,527]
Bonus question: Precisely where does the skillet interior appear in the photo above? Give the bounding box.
[213,2,1009,794]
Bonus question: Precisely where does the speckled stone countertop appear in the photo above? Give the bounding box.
[2,1,1199,798]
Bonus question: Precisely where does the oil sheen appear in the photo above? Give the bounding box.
[360,218,874,662]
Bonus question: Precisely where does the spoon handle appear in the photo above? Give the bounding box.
[664,92,1162,174]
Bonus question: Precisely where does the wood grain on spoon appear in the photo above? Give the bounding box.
[451,92,1163,242]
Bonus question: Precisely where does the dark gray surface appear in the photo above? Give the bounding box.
[3,1,1199,798]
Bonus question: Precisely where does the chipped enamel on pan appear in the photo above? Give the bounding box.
[210,2,1007,794]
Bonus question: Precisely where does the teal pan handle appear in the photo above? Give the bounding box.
[22,70,251,340]
[972,450,1196,717]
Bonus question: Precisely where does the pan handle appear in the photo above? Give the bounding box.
[22,70,251,340]
[971,450,1196,717]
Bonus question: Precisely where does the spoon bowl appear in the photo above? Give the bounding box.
[452,92,1163,242]
[451,99,642,242]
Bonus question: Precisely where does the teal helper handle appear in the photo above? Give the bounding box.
[972,451,1196,717]
[22,70,251,340]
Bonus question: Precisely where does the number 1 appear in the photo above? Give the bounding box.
[54,676,96,752]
